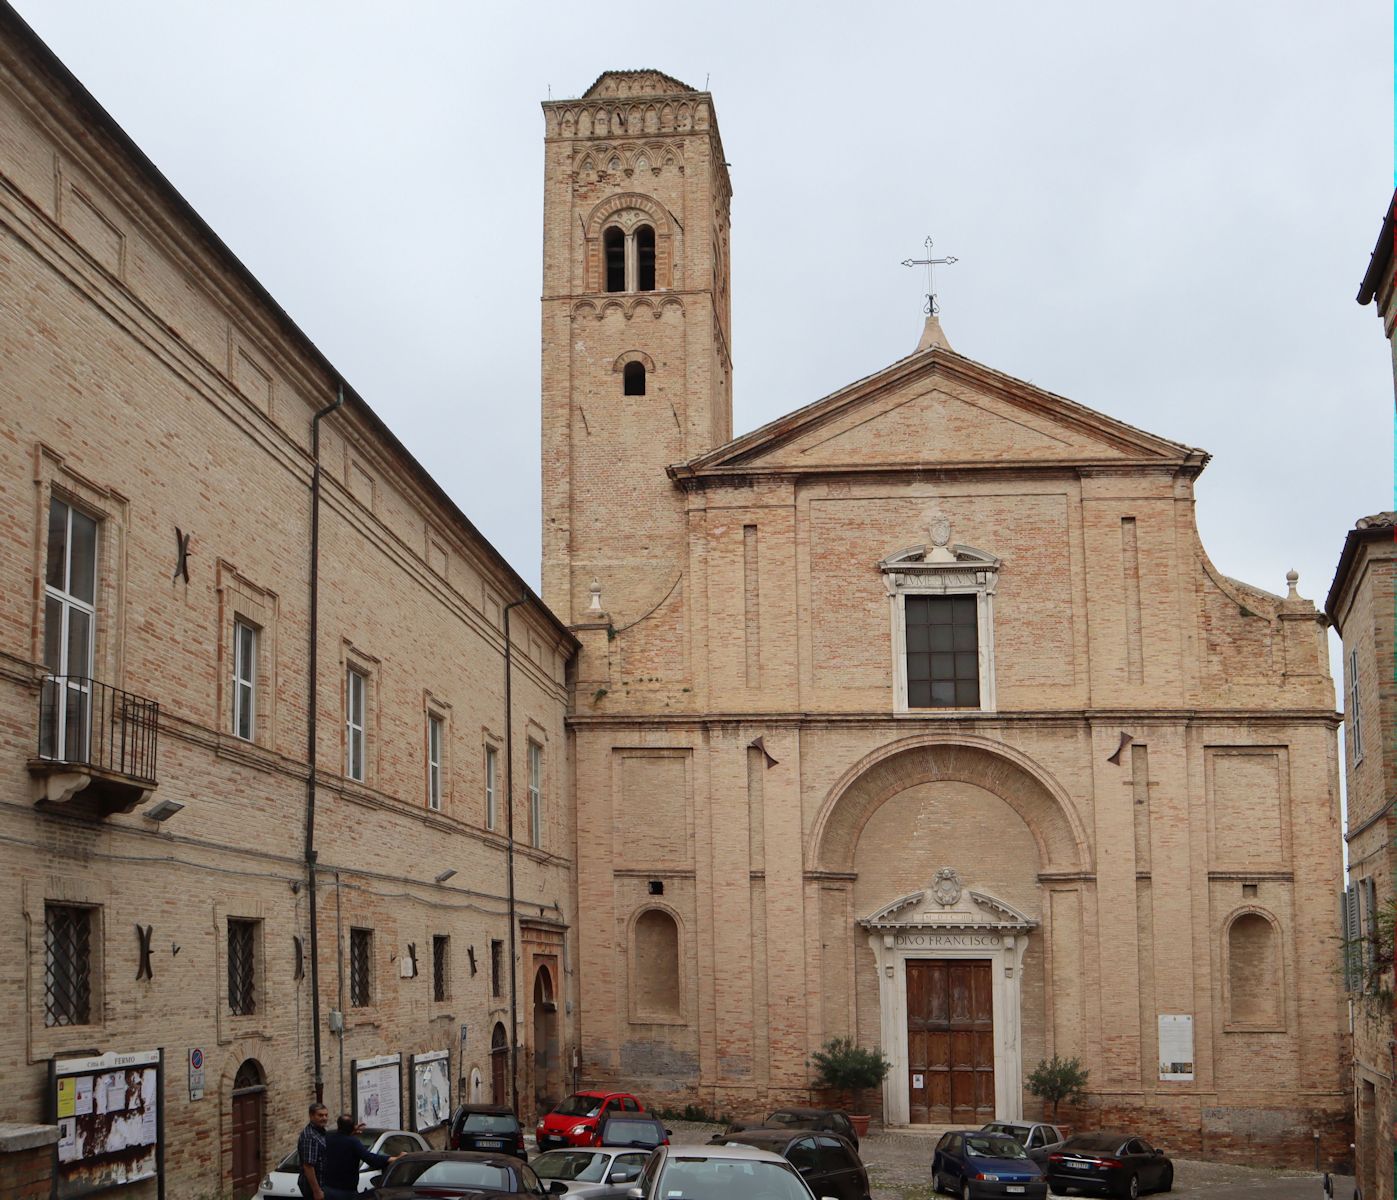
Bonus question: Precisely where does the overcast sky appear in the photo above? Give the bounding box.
[13,2,1393,644]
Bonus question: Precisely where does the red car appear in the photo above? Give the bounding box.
[535,1091,645,1150]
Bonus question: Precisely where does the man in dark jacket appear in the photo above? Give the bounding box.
[322,1115,399,1199]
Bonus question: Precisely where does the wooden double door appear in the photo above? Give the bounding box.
[906,959,994,1123]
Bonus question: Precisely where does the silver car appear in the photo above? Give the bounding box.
[980,1121,1066,1164]
[627,1143,835,1200]
[532,1147,653,1197]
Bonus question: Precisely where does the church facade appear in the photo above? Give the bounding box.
[541,71,1348,1161]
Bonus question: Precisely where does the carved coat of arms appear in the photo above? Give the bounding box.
[931,867,963,907]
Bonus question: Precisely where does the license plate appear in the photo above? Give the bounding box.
[477,1140,503,1149]
[1007,1189,1025,1195]
[1064,1159,1093,1171]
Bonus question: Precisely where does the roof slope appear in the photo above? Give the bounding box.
[581,70,698,98]
[671,334,1206,482]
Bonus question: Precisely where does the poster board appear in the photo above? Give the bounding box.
[409,1050,451,1132]
[50,1049,162,1199]
[1158,1014,1195,1081]
[352,1053,402,1130]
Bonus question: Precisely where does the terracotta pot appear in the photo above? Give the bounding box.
[849,1114,872,1138]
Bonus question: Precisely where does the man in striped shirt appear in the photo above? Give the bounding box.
[297,1102,329,1200]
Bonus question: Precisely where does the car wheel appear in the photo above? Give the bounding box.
[1120,1173,1139,1200]
[962,1181,973,1200]
[1048,1185,1070,1197]
[1159,1166,1173,1192]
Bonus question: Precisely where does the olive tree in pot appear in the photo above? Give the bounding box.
[809,1037,892,1137]
[1027,1054,1089,1125]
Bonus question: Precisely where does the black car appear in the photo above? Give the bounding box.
[372,1150,564,1198]
[449,1105,529,1160]
[720,1108,861,1153]
[1045,1132,1173,1198]
[718,1130,870,1200]
[595,1113,669,1149]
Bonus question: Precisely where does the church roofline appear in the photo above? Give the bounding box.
[668,338,1209,483]
[577,69,699,99]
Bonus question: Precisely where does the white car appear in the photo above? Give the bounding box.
[256,1128,428,1197]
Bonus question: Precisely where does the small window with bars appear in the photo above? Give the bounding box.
[44,903,93,1027]
[350,927,373,1007]
[905,594,980,708]
[227,918,257,1016]
[433,935,450,1003]
[490,939,503,998]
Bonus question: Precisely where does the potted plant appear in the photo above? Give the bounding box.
[809,1037,892,1136]
[1026,1054,1089,1123]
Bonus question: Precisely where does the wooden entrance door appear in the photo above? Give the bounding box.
[491,1022,509,1105]
[906,959,994,1123]
[230,1061,265,1199]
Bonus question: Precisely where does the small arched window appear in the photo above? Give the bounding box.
[1227,912,1281,1027]
[623,362,646,396]
[603,227,626,293]
[633,908,680,1017]
[635,225,656,291]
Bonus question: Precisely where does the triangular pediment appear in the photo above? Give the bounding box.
[672,345,1205,481]
[582,70,698,98]
[859,870,1037,932]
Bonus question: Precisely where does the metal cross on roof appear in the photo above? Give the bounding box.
[901,236,959,315]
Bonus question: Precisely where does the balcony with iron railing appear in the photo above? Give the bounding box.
[29,675,160,816]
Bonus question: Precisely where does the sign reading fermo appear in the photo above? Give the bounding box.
[893,932,1002,948]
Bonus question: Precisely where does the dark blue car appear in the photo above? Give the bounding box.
[932,1129,1047,1199]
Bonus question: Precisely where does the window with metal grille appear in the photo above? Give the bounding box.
[44,903,93,1027]
[485,745,498,830]
[346,669,366,781]
[528,741,543,849]
[350,927,373,1007]
[905,595,979,708]
[233,620,257,741]
[227,918,257,1015]
[428,715,443,810]
[490,938,503,998]
[433,935,449,1003]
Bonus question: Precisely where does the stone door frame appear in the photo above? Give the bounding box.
[861,879,1035,1126]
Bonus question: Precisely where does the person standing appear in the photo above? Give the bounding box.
[322,1114,399,1200]
[296,1102,329,1200]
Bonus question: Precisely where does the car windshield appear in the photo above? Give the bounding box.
[534,1150,609,1182]
[601,1119,662,1146]
[965,1136,1028,1159]
[276,1130,376,1173]
[660,1157,809,1200]
[462,1113,519,1134]
[384,1159,514,1188]
[1063,1134,1127,1153]
[987,1125,1029,1145]
[765,1111,814,1129]
[554,1095,605,1118]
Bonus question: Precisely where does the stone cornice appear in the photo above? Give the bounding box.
[567,707,1342,730]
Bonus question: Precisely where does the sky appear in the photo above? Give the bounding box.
[11,1,1394,654]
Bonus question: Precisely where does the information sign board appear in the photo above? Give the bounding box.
[50,1049,162,1199]
[351,1053,402,1130]
[410,1050,451,1131]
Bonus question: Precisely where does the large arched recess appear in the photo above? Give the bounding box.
[809,733,1092,875]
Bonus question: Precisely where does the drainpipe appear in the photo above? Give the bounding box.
[503,597,527,1115]
[306,386,344,1103]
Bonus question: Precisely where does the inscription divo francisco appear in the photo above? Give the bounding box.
[894,933,1002,948]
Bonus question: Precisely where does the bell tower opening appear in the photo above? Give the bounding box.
[540,71,734,628]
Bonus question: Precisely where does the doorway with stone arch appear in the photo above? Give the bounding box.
[532,963,562,1114]
[490,1022,509,1106]
[230,1058,266,1199]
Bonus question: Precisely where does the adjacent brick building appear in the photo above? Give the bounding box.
[1330,190,1397,1200]
[0,8,576,1197]
[543,70,1349,1163]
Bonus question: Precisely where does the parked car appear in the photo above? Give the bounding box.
[256,1128,427,1197]
[719,1130,870,1200]
[595,1113,669,1149]
[932,1129,1047,1199]
[1045,1132,1173,1198]
[536,1092,645,1150]
[532,1147,653,1198]
[450,1104,529,1159]
[369,1150,565,1198]
[629,1143,830,1200]
[980,1122,1066,1164]
[720,1108,861,1154]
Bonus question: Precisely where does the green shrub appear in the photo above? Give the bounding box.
[808,1037,892,1113]
[1027,1055,1090,1120]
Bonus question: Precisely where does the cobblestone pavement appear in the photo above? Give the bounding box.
[659,1121,1357,1200]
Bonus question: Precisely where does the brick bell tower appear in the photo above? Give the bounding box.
[540,72,733,637]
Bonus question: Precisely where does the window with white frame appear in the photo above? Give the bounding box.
[233,620,257,741]
[42,496,99,761]
[427,714,443,810]
[880,519,999,713]
[1349,649,1363,762]
[485,744,498,830]
[346,668,367,781]
[528,741,543,848]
